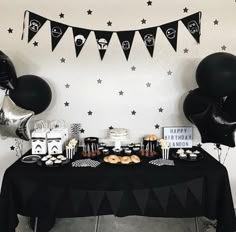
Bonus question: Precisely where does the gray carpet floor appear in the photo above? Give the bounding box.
[16,215,216,232]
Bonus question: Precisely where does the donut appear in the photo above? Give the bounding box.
[120,156,132,164]
[131,155,141,163]
[108,155,120,164]
[104,156,109,162]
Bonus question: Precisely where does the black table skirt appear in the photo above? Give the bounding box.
[0,147,235,232]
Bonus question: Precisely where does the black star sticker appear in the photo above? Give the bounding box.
[214,19,219,25]
[80,128,85,133]
[221,45,227,51]
[183,48,189,53]
[64,101,69,107]
[60,58,66,63]
[131,110,136,115]
[87,9,92,15]
[59,13,64,18]
[146,82,151,87]
[141,18,147,24]
[155,124,160,129]
[183,7,188,13]
[158,108,163,112]
[147,0,152,6]
[119,90,124,96]
[10,146,15,151]
[107,21,112,26]
[33,41,38,47]
[167,70,172,75]
[8,28,13,33]
[65,83,70,88]
[197,143,202,147]
[109,126,114,130]
[88,110,93,116]
[97,79,102,84]
[131,66,136,71]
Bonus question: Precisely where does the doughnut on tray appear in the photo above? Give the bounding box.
[101,154,142,165]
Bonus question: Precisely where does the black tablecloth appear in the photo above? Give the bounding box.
[0,147,235,232]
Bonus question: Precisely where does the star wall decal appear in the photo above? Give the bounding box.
[97,78,102,84]
[155,124,160,129]
[10,146,15,151]
[59,13,64,18]
[33,41,38,47]
[141,18,147,24]
[131,66,136,71]
[109,126,114,130]
[60,57,66,63]
[158,107,163,112]
[87,9,93,15]
[197,143,202,147]
[167,70,172,75]
[214,19,219,25]
[8,28,13,33]
[221,45,227,51]
[64,101,69,107]
[65,83,70,88]
[107,21,112,26]
[183,7,189,13]
[183,48,189,53]
[80,128,85,133]
[119,90,124,96]
[131,110,136,115]
[147,0,152,6]
[88,110,93,116]
[146,82,151,87]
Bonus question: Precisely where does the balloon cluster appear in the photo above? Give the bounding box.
[183,52,236,147]
[0,51,52,141]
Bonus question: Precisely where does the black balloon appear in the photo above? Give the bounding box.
[190,103,236,147]
[9,75,52,115]
[183,88,223,122]
[196,52,236,97]
[0,51,17,90]
[223,93,236,120]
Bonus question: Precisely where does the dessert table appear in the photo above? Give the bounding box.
[0,147,235,232]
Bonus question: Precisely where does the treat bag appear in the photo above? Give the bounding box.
[50,120,69,146]
[47,131,64,155]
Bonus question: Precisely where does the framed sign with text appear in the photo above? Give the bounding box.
[163,127,192,148]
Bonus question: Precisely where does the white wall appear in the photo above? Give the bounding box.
[1,0,236,205]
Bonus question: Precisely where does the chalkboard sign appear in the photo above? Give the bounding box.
[163,127,192,148]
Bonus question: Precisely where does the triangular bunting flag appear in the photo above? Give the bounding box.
[133,189,149,214]
[160,20,179,51]
[117,31,135,60]
[18,180,37,207]
[187,178,203,205]
[172,182,188,208]
[50,21,68,51]
[181,12,201,43]
[153,186,170,212]
[94,31,113,60]
[48,185,65,212]
[88,190,105,215]
[70,189,87,214]
[28,12,47,43]
[106,190,123,214]
[72,27,91,57]
[139,27,157,57]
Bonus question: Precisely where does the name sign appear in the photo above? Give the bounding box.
[163,127,192,148]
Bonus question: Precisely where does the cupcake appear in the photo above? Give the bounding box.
[189,153,197,159]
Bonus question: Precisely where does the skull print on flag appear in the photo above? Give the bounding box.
[139,27,157,57]
[28,12,47,43]
[181,12,201,43]
[117,31,135,60]
[160,21,179,51]
[72,27,91,57]
[94,31,113,60]
[50,21,68,51]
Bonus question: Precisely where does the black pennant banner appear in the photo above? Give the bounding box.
[160,20,179,51]
[22,11,202,60]
[117,31,135,60]
[153,186,170,212]
[181,12,201,43]
[133,189,149,214]
[28,12,47,43]
[72,27,91,57]
[94,31,113,60]
[106,190,123,214]
[139,27,157,57]
[50,21,68,51]
[88,190,105,215]
[187,178,203,204]
[172,183,188,208]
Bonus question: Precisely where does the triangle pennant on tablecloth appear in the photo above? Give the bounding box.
[48,185,65,212]
[133,189,150,214]
[88,190,105,215]
[172,182,188,208]
[153,186,170,211]
[106,190,123,214]
[70,189,87,214]
[187,177,204,205]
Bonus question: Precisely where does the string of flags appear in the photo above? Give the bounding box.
[21,10,202,60]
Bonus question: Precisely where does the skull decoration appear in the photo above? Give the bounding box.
[144,34,155,46]
[97,38,108,50]
[166,28,176,39]
[29,19,41,32]
[188,20,199,34]
[122,41,130,50]
[51,27,62,38]
[74,34,86,46]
